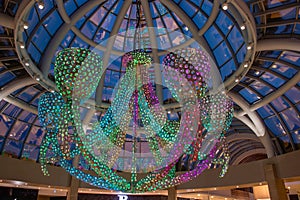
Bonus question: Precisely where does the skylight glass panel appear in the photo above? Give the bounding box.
[82,21,97,39]
[265,116,286,137]
[216,12,233,35]
[284,87,300,104]
[18,111,37,124]
[17,87,40,103]
[64,0,77,16]
[270,96,290,112]
[25,126,44,145]
[8,121,30,142]
[236,44,246,64]
[94,29,110,44]
[260,72,285,88]
[0,72,15,87]
[90,7,107,26]
[257,105,275,119]
[280,108,300,131]
[193,11,207,29]
[228,26,244,52]
[3,104,22,118]
[200,0,212,15]
[71,36,89,48]
[3,139,22,157]
[25,7,39,35]
[61,30,75,48]
[280,51,300,66]
[179,1,198,17]
[204,25,222,49]
[27,43,41,63]
[271,63,297,78]
[214,41,232,66]
[250,81,273,96]
[220,59,236,81]
[239,88,260,104]
[150,2,159,18]
[101,14,116,32]
[43,10,63,36]
[32,26,51,52]
[0,115,14,137]
[21,145,40,161]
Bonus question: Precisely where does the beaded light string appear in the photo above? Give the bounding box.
[38,46,233,192]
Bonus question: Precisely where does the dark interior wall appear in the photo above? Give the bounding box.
[0,187,38,200]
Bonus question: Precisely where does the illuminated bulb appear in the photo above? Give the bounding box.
[222,3,228,10]
[235,78,239,83]
[167,110,171,114]
[259,182,262,185]
[240,25,246,30]
[197,194,200,196]
[36,77,40,81]
[23,22,29,30]
[183,26,189,31]
[255,71,260,75]
[247,45,252,50]
[271,64,277,68]
[20,42,25,49]
[25,62,30,66]
[38,1,45,9]
[211,196,214,199]
[50,90,55,93]
[236,185,239,188]
[243,63,248,68]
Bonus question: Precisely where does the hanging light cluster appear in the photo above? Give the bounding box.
[38,47,233,192]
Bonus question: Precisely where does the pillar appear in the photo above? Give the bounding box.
[264,164,288,200]
[168,187,177,200]
[67,156,80,200]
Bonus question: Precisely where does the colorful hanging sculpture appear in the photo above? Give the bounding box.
[38,47,233,192]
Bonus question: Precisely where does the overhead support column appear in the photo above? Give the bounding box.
[67,156,80,200]
[140,1,163,104]
[0,76,37,101]
[257,38,300,52]
[264,164,288,200]
[230,92,275,157]
[168,187,177,200]
[0,13,14,29]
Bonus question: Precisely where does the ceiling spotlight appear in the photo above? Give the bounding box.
[37,0,45,10]
[25,62,30,66]
[271,64,277,68]
[235,78,239,83]
[23,22,29,30]
[240,25,246,30]
[243,63,249,68]
[36,77,40,81]
[222,3,228,10]
[247,45,252,50]
[50,90,55,93]
[19,42,25,49]
[255,71,260,75]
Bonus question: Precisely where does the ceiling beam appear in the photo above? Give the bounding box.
[0,13,14,29]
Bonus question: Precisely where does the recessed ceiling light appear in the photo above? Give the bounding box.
[255,71,260,75]
[240,25,246,30]
[247,45,252,50]
[38,1,45,10]
[20,42,25,49]
[222,3,228,10]
[235,78,239,83]
[23,22,29,30]
[271,64,277,68]
[243,63,249,68]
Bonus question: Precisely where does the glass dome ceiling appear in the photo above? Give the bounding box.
[0,0,299,169]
